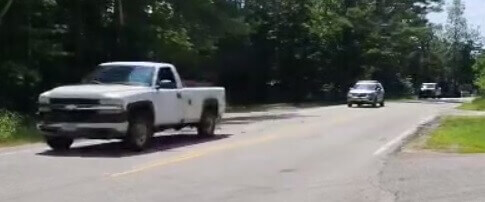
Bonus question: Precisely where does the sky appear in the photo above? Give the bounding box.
[427,0,485,37]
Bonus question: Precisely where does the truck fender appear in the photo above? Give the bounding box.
[127,101,155,122]
[201,98,219,116]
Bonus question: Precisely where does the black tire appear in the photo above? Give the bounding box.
[45,137,73,151]
[357,103,362,107]
[124,112,154,151]
[380,100,385,107]
[197,111,217,137]
[347,103,353,108]
[372,98,378,108]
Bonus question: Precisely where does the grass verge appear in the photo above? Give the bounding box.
[0,110,42,147]
[426,116,485,153]
[459,97,485,111]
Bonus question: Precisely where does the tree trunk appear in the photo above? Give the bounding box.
[117,0,124,26]
[0,0,13,25]
[114,0,125,58]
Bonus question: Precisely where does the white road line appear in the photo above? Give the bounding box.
[0,149,36,157]
[373,115,437,156]
[0,140,113,157]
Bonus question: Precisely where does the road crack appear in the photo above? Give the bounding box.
[368,160,401,202]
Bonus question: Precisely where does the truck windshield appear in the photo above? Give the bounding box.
[84,65,154,86]
[423,83,436,89]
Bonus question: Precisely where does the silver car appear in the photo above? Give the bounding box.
[347,81,385,108]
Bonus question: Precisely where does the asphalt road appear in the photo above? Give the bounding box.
[381,152,485,202]
[0,101,458,202]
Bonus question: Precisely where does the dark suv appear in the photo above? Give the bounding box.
[418,83,441,99]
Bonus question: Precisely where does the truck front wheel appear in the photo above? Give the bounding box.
[372,98,378,108]
[380,100,385,107]
[125,113,154,151]
[197,111,217,137]
[46,137,73,151]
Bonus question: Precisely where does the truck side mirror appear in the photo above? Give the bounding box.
[156,79,176,89]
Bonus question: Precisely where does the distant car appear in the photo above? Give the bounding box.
[347,80,385,108]
[419,83,441,99]
[460,90,471,97]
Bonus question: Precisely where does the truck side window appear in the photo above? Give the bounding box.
[157,67,177,89]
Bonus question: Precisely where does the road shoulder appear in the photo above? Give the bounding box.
[380,109,485,201]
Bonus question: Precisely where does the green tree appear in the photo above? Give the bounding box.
[3,0,484,111]
[444,0,478,87]
[473,54,485,93]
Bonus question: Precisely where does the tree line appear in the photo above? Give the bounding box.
[0,0,483,112]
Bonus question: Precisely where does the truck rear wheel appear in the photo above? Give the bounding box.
[125,113,153,151]
[46,137,73,151]
[197,111,217,137]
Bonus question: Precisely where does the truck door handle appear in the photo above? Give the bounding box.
[176,92,182,99]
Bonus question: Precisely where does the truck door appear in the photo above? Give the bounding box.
[154,67,184,125]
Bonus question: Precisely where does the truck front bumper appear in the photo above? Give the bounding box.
[37,110,129,139]
[347,97,376,104]
[419,90,437,98]
[38,122,128,139]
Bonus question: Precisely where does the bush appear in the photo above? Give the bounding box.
[476,75,485,95]
[0,110,22,141]
[473,55,485,94]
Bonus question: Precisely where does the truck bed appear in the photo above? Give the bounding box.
[181,87,225,123]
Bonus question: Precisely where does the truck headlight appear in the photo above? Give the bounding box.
[38,96,50,104]
[98,99,124,114]
[99,99,124,107]
[38,97,50,112]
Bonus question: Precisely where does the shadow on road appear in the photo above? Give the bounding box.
[222,113,315,125]
[397,98,470,104]
[348,104,385,109]
[37,134,231,158]
[227,101,344,113]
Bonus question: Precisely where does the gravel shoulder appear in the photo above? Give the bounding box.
[380,108,485,202]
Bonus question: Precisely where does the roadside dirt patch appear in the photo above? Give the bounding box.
[401,117,442,153]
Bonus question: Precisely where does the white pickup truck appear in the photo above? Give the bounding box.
[37,62,226,151]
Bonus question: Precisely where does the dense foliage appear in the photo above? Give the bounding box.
[474,55,485,93]
[0,0,482,111]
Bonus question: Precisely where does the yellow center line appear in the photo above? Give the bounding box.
[110,135,280,177]
[110,114,353,178]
